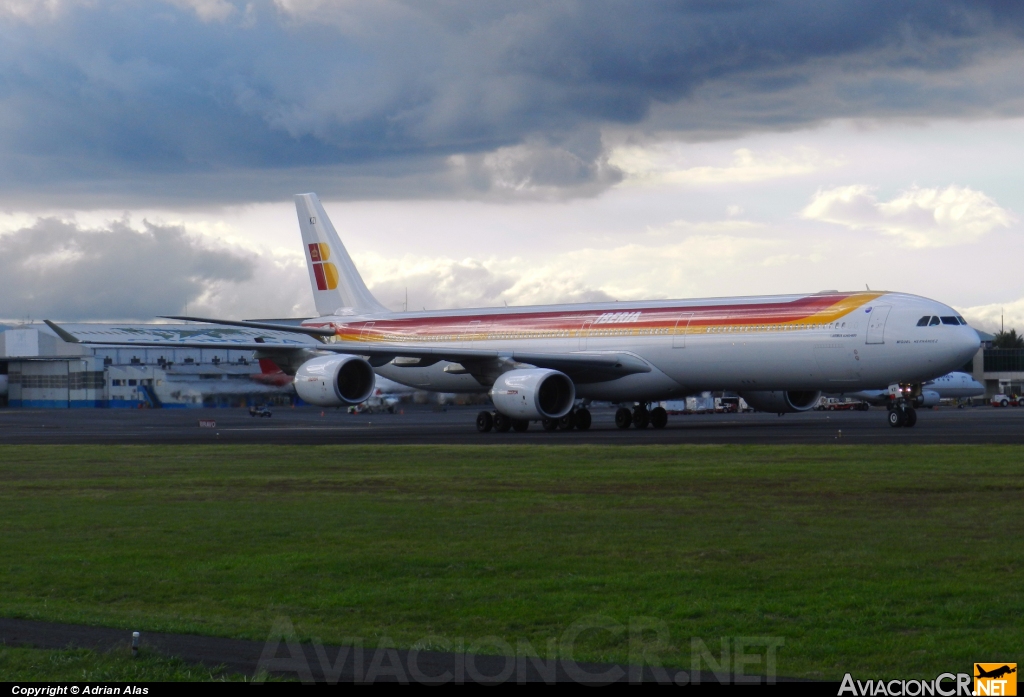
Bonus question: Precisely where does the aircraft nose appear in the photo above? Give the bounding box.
[959,327,981,359]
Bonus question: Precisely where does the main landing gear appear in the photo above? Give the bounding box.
[476,407,592,433]
[615,403,668,430]
[476,402,668,433]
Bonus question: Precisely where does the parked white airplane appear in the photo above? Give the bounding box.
[47,193,980,432]
[842,371,984,408]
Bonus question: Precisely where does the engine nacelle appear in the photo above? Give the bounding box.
[294,354,375,407]
[741,390,822,414]
[914,390,941,408]
[490,368,575,420]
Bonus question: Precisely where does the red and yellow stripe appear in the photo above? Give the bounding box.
[311,291,885,344]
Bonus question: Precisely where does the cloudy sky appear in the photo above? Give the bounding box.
[2,0,1024,332]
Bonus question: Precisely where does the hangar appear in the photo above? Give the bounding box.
[0,323,316,409]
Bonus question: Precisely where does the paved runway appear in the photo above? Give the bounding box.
[1,616,759,684]
[1,403,1022,444]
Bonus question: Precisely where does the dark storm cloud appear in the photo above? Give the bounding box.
[1,0,1023,205]
[0,217,254,320]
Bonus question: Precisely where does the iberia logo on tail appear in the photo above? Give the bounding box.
[308,243,339,291]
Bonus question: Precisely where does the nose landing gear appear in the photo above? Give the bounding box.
[887,406,917,427]
[886,384,920,428]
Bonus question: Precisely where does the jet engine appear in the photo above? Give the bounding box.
[914,390,941,408]
[740,390,822,414]
[490,368,575,420]
[294,354,375,407]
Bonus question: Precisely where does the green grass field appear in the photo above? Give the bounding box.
[0,646,253,682]
[0,444,1020,680]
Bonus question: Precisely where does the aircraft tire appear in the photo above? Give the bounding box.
[558,409,576,431]
[614,407,632,429]
[512,419,530,432]
[903,407,917,427]
[494,413,512,432]
[542,418,559,431]
[574,408,592,431]
[888,409,905,428]
[632,406,650,430]
[476,411,493,433]
[650,406,668,429]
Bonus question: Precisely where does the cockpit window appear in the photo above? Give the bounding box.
[929,316,941,326]
[956,316,968,325]
[917,316,930,326]
[940,316,959,325]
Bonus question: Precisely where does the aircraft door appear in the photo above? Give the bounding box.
[461,320,487,347]
[865,306,891,345]
[578,320,593,350]
[672,312,694,348]
[359,322,376,342]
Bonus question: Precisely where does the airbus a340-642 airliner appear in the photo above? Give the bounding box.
[47,193,980,432]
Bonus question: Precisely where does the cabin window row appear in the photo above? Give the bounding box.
[356,323,852,342]
[704,322,845,333]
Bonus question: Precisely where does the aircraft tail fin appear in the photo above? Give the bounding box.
[294,193,388,317]
[258,358,283,375]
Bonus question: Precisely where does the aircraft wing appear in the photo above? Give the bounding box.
[44,320,317,351]
[313,343,652,381]
[45,320,651,382]
[160,315,335,338]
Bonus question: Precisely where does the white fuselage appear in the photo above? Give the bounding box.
[303,290,981,403]
[922,372,985,399]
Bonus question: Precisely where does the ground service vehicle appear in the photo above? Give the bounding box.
[991,394,1020,407]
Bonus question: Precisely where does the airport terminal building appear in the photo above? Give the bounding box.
[0,323,316,409]
[969,331,1024,398]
